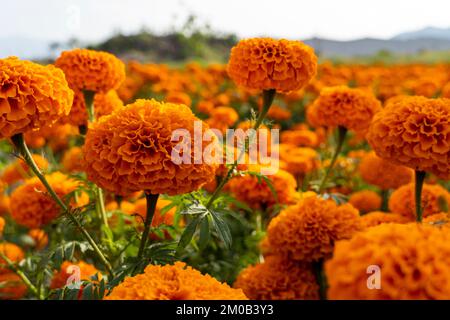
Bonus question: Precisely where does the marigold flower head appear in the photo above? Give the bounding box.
[105,262,247,300]
[280,129,319,148]
[0,57,74,138]
[267,196,361,262]
[367,96,450,179]
[312,86,382,131]
[24,123,78,152]
[62,90,124,126]
[55,49,125,93]
[266,104,291,121]
[0,243,24,274]
[228,167,297,210]
[50,260,101,289]
[326,223,450,299]
[360,211,408,229]
[1,154,49,186]
[10,172,89,228]
[359,151,413,190]
[348,190,382,214]
[0,273,27,300]
[227,38,317,92]
[278,144,319,177]
[0,216,4,236]
[133,198,176,228]
[388,182,450,220]
[0,195,9,217]
[234,255,319,300]
[62,146,85,173]
[206,106,239,133]
[165,91,192,107]
[83,99,217,196]
[442,82,450,99]
[28,229,49,250]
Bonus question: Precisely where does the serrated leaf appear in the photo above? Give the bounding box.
[198,216,211,250]
[177,216,202,252]
[210,211,232,249]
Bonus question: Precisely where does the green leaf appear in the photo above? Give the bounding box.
[198,216,211,250]
[177,216,202,253]
[210,210,232,249]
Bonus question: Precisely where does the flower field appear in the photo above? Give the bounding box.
[0,37,449,301]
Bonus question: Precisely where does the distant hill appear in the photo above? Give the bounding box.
[304,37,450,58]
[2,26,450,61]
[393,26,450,40]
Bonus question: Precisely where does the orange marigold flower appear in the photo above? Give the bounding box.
[348,190,382,214]
[0,216,4,236]
[28,229,49,250]
[105,262,247,300]
[280,129,319,148]
[359,151,413,190]
[0,273,27,300]
[9,172,89,228]
[0,243,24,274]
[367,96,450,179]
[442,82,450,99]
[388,182,450,220]
[83,99,217,196]
[0,57,74,138]
[1,154,49,185]
[267,196,361,262]
[234,255,319,300]
[24,123,78,152]
[326,223,450,299]
[423,212,450,227]
[50,261,101,289]
[278,144,319,177]
[0,195,9,216]
[265,104,291,121]
[312,86,382,131]
[360,211,408,229]
[133,198,176,228]
[62,90,124,126]
[206,106,239,133]
[227,38,317,92]
[55,49,125,93]
[228,167,298,210]
[62,146,85,173]
[165,91,192,107]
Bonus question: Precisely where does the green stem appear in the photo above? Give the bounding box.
[313,258,328,300]
[83,90,96,123]
[10,134,114,277]
[415,170,426,222]
[381,189,389,212]
[136,193,159,260]
[318,126,347,194]
[0,250,44,300]
[206,89,276,208]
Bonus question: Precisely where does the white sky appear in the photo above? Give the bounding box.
[1,0,450,42]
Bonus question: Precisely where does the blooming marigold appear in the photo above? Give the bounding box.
[358,151,413,190]
[55,49,125,93]
[367,96,450,179]
[0,57,73,138]
[62,89,124,126]
[234,255,319,300]
[62,146,85,173]
[133,198,176,228]
[278,144,319,177]
[0,273,27,300]
[280,129,319,148]
[105,262,247,300]
[267,196,361,262]
[227,38,317,92]
[227,167,297,210]
[312,86,382,131]
[9,172,89,228]
[50,260,101,289]
[1,154,49,185]
[360,211,408,229]
[165,91,192,107]
[0,216,4,236]
[83,99,217,195]
[206,106,239,133]
[0,243,24,274]
[348,190,382,214]
[388,182,450,220]
[28,229,49,250]
[326,223,450,299]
